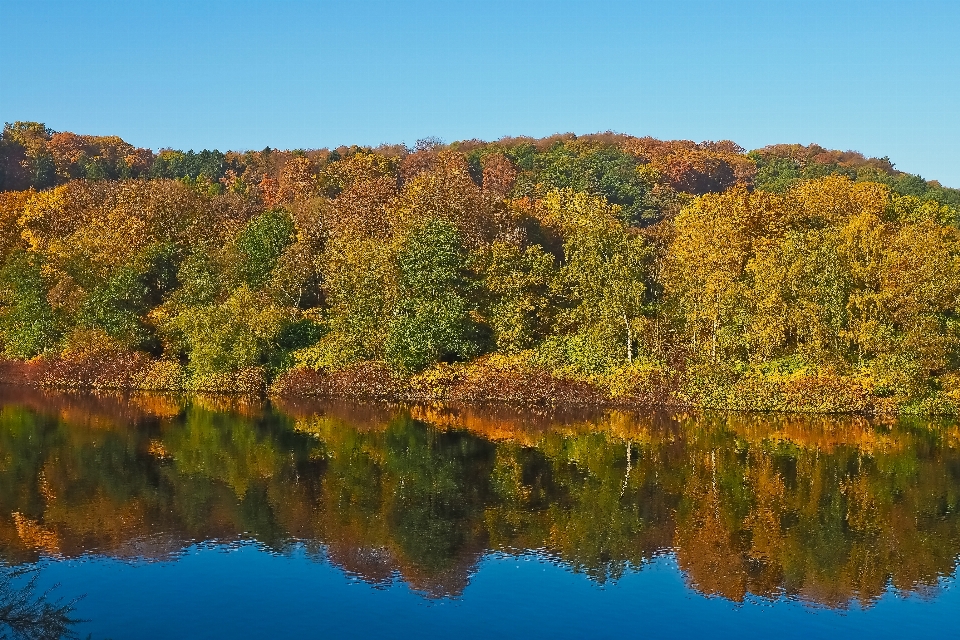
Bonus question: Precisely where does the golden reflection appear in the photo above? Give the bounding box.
[0,390,958,605]
[12,513,60,555]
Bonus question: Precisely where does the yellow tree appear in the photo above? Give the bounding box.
[538,189,651,370]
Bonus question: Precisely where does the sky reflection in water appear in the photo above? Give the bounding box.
[1,388,958,638]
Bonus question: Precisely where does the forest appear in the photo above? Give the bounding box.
[3,121,960,413]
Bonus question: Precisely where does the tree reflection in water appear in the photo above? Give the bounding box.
[0,388,958,607]
[0,564,78,639]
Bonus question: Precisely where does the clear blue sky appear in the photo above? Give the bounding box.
[2,0,958,185]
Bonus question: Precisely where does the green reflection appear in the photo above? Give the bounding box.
[0,389,958,604]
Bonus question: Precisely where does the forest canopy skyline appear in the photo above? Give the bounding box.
[4,2,957,187]
[3,121,956,194]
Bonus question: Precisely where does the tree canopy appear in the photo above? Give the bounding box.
[2,122,960,412]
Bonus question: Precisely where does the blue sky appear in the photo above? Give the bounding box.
[2,0,958,185]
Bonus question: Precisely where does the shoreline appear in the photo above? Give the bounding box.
[1,357,956,416]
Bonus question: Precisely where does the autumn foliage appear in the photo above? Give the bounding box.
[2,121,960,413]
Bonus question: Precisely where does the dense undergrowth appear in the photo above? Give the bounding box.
[2,121,960,413]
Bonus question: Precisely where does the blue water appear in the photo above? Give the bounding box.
[37,544,958,640]
[1,391,959,638]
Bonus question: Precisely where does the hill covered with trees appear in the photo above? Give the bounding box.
[2,121,960,413]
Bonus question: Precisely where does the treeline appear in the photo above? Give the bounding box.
[2,391,959,604]
[2,121,960,412]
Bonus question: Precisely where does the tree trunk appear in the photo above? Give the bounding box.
[621,442,633,497]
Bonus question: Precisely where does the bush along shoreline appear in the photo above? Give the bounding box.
[2,122,960,414]
[0,355,942,414]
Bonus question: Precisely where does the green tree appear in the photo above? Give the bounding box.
[386,218,485,372]
[234,209,296,288]
[168,286,290,381]
[0,251,61,358]
[1,122,55,190]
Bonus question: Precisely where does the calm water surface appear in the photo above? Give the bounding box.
[0,388,958,638]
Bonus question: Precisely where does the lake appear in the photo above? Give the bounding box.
[0,388,958,639]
